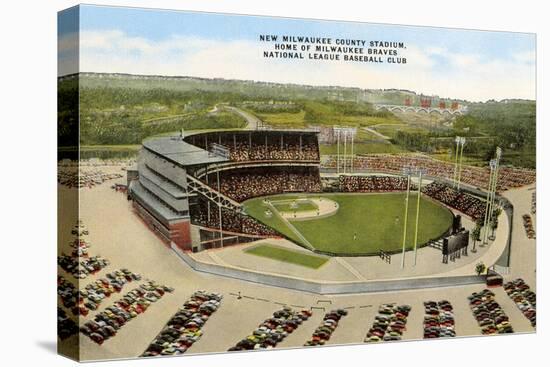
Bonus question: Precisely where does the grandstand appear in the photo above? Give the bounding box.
[127,130,322,252]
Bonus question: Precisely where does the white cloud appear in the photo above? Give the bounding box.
[64,29,536,102]
[513,50,536,64]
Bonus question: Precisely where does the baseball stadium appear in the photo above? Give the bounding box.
[56,5,538,361]
[58,107,537,361]
[124,127,522,293]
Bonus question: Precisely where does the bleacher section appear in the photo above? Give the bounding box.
[422,182,486,221]
[324,154,535,191]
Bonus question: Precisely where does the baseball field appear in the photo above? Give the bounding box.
[243,193,453,255]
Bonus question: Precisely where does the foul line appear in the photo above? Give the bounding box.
[265,201,315,250]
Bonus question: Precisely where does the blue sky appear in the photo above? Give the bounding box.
[58,4,536,101]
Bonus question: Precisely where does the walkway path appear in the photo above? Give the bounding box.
[362,126,391,140]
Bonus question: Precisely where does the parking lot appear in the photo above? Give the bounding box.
[57,165,536,361]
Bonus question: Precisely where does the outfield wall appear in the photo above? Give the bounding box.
[172,244,485,294]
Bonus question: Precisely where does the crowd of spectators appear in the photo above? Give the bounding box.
[324,154,535,191]
[206,168,321,203]
[468,289,514,335]
[522,214,535,239]
[191,200,279,237]
[226,141,319,162]
[421,182,486,221]
[228,307,312,351]
[191,133,319,162]
[304,309,348,346]
[81,281,174,345]
[423,300,455,339]
[339,175,412,192]
[365,304,412,343]
[141,291,223,357]
[504,279,536,327]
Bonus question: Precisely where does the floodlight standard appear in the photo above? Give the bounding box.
[217,170,224,248]
[457,137,466,190]
[401,167,412,269]
[487,147,502,239]
[350,130,354,173]
[413,169,424,266]
[204,166,210,221]
[482,159,496,246]
[336,128,340,175]
[453,136,461,187]
[343,130,347,174]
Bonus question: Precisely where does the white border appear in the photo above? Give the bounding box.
[0,1,546,366]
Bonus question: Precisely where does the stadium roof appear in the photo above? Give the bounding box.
[143,137,229,167]
[183,128,320,137]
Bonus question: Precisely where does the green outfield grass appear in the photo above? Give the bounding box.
[244,193,453,255]
[244,244,328,269]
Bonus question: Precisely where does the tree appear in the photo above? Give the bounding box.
[475,262,486,276]
[471,225,481,253]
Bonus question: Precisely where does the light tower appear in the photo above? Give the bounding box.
[481,159,496,246]
[491,147,502,208]
[456,137,466,190]
[482,147,502,246]
[343,129,347,174]
[350,130,354,173]
[334,126,357,175]
[336,127,340,174]
[401,167,413,269]
[412,168,425,266]
[486,147,502,242]
[453,136,461,187]
[217,169,224,248]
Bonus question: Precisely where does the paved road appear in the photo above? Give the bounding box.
[223,105,264,130]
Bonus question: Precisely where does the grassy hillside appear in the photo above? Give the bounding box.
[78,85,247,145]
[60,73,535,168]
